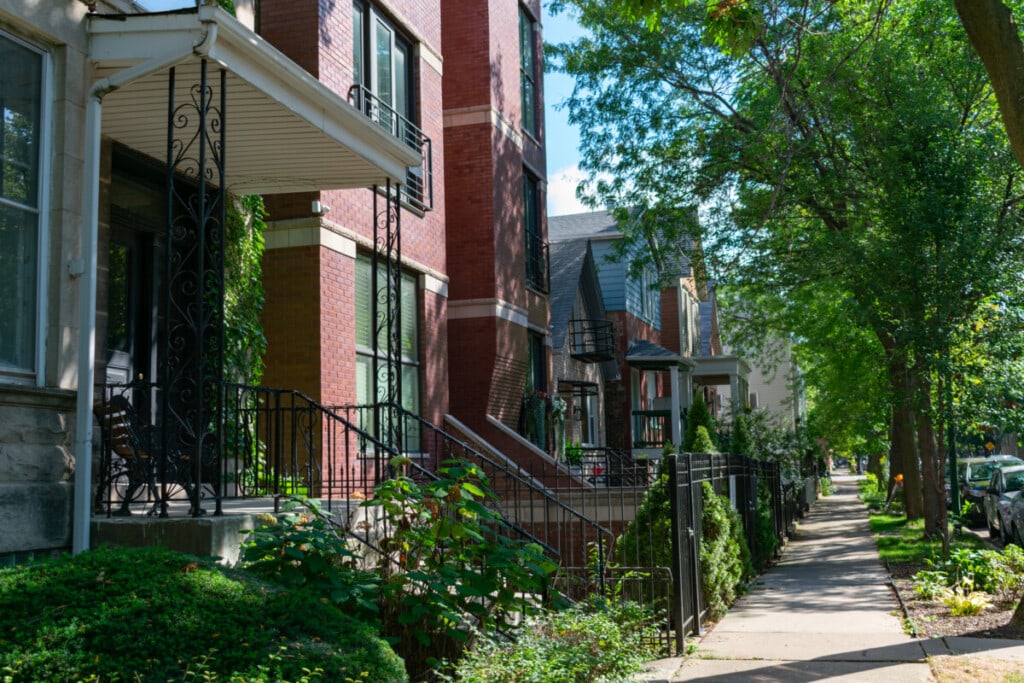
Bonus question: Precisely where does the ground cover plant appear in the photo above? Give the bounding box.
[863,482,1024,640]
[445,599,659,683]
[0,546,406,683]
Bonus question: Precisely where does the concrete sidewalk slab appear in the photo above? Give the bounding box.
[637,475,938,682]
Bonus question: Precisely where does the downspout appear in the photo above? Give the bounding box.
[72,17,220,554]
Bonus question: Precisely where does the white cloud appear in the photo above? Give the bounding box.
[546,165,592,217]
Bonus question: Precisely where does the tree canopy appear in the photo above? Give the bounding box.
[549,0,1024,539]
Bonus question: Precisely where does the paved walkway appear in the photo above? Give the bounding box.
[639,474,1024,682]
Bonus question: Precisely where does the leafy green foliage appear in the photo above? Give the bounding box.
[551,0,1024,535]
[699,482,753,620]
[750,479,778,572]
[730,411,752,457]
[223,195,267,387]
[683,394,715,452]
[241,499,380,620]
[243,459,561,681]
[0,546,406,683]
[690,425,717,454]
[614,459,671,569]
[446,600,658,683]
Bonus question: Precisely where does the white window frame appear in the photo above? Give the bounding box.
[0,30,50,387]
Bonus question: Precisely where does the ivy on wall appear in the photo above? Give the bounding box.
[223,195,266,386]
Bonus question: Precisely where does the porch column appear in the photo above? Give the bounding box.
[670,365,682,448]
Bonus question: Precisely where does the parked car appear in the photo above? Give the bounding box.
[983,464,1024,544]
[956,455,1024,525]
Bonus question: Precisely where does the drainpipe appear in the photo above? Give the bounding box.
[71,16,220,554]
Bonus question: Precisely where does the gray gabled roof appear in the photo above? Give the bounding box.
[548,210,621,242]
[549,239,611,347]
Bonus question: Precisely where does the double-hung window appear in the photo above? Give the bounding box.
[519,6,537,138]
[0,32,47,383]
[355,254,420,453]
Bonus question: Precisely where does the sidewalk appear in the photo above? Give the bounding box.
[638,474,1024,682]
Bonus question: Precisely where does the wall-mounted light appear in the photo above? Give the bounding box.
[311,200,331,216]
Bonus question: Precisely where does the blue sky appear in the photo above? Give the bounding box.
[139,0,589,215]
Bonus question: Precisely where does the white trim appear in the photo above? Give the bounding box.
[421,272,447,297]
[264,224,358,258]
[448,297,529,327]
[443,105,522,149]
[35,44,52,388]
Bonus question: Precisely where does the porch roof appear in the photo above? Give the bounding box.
[625,339,696,370]
[691,355,751,385]
[88,5,421,194]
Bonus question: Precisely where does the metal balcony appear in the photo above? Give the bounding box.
[569,319,615,362]
[348,84,434,212]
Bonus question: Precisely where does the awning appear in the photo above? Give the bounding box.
[88,5,420,194]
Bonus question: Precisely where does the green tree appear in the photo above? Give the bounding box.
[550,0,1024,542]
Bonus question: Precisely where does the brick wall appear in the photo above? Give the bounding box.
[261,245,322,399]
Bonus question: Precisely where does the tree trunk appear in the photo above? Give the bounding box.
[914,369,948,541]
[1013,597,1024,626]
[954,0,1024,169]
[889,356,924,519]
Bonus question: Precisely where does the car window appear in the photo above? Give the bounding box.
[1004,471,1024,492]
[970,463,998,483]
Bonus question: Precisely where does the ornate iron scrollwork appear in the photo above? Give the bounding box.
[161,60,226,517]
[371,180,404,457]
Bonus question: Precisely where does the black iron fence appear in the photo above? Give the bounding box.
[93,384,806,656]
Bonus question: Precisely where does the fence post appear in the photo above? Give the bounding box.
[667,453,687,654]
[688,453,704,632]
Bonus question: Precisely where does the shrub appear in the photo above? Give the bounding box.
[751,478,779,572]
[691,425,717,454]
[447,600,658,683]
[242,459,561,681]
[700,482,753,621]
[683,394,716,452]
[0,546,406,683]
[614,459,671,569]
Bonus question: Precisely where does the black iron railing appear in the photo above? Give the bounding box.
[338,403,616,573]
[631,409,671,448]
[568,319,615,362]
[348,84,433,212]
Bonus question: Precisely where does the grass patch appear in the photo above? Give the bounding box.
[869,514,988,567]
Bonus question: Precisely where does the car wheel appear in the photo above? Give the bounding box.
[989,513,999,539]
[1000,519,1011,545]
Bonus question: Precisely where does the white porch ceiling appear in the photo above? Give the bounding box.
[89,6,420,195]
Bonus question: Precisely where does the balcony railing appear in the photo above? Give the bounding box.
[569,319,615,362]
[632,409,671,449]
[348,84,434,212]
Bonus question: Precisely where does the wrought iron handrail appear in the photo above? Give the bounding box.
[339,402,616,575]
[568,318,615,362]
[348,84,434,212]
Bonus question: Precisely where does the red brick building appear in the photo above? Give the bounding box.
[255,0,553,471]
[442,0,551,453]
[257,0,449,432]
